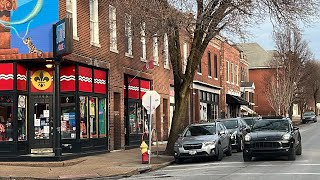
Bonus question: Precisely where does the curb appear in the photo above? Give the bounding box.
[0,159,86,167]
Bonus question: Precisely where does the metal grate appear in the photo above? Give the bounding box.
[183,144,203,150]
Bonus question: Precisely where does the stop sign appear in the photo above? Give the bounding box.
[142,90,161,114]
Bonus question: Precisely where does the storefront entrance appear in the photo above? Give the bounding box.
[29,95,53,149]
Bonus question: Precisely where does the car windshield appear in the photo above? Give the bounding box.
[244,119,254,126]
[221,120,238,129]
[252,119,289,132]
[184,125,216,137]
[304,112,315,116]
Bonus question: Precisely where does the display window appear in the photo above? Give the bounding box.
[128,101,148,134]
[0,96,13,142]
[89,97,98,138]
[61,96,76,139]
[98,98,106,137]
[18,95,27,141]
[80,96,88,139]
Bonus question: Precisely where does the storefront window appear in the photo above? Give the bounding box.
[61,96,76,139]
[89,97,98,138]
[129,102,145,134]
[18,95,27,141]
[98,98,106,138]
[0,96,13,142]
[80,96,88,139]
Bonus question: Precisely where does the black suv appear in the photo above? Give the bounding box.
[220,118,250,152]
[243,118,302,161]
[302,111,317,123]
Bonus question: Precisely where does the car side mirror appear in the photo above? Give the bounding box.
[293,127,299,131]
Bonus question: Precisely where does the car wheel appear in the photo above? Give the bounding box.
[225,141,232,156]
[314,119,317,123]
[302,120,306,124]
[243,152,252,162]
[296,140,302,155]
[288,144,297,161]
[237,138,243,152]
[175,157,183,164]
[215,144,223,161]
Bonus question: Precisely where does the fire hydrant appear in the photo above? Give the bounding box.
[140,140,149,164]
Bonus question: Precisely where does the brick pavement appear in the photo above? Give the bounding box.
[0,145,173,179]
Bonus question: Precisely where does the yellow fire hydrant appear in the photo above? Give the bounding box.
[140,140,149,164]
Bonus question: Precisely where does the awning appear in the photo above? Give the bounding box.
[226,94,249,105]
[240,105,255,114]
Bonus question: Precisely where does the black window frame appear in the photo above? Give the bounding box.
[208,51,212,77]
[214,54,218,78]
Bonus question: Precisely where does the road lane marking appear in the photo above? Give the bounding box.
[125,173,320,179]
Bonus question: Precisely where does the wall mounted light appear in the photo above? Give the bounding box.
[45,60,54,69]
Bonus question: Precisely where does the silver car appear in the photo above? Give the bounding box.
[174,122,232,163]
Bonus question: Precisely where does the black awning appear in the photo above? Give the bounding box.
[226,94,249,105]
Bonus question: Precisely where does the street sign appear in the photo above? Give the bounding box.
[142,90,160,114]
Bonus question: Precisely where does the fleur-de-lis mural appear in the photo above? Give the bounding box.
[33,71,49,88]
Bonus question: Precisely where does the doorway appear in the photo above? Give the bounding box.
[114,93,121,150]
[29,95,53,149]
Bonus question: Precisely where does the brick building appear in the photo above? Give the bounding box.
[0,0,174,157]
[237,43,276,116]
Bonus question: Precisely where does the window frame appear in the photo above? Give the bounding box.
[140,22,146,61]
[109,5,118,53]
[214,54,218,79]
[66,0,79,40]
[163,33,170,69]
[208,51,212,77]
[124,13,133,57]
[226,61,230,82]
[153,35,159,65]
[89,0,100,47]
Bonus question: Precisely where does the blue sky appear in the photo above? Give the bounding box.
[235,20,320,60]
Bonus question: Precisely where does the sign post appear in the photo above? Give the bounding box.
[142,90,160,164]
[52,17,73,157]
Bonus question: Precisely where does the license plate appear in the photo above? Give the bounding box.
[189,150,197,155]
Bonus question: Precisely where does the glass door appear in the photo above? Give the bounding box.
[29,95,53,149]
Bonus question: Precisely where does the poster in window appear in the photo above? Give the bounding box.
[200,102,208,121]
[98,99,106,137]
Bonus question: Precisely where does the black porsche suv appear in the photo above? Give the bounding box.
[243,118,302,161]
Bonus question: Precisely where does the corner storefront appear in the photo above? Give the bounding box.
[0,61,109,156]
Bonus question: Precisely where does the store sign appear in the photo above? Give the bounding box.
[53,18,73,57]
[31,70,52,91]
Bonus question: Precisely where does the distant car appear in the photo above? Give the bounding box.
[302,111,317,123]
[174,122,232,164]
[220,118,250,152]
[243,118,302,161]
[242,117,260,128]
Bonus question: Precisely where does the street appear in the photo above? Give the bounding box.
[122,120,320,180]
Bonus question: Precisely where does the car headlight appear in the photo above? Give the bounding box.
[245,134,251,141]
[231,131,237,139]
[282,133,291,140]
[174,142,182,147]
[204,141,216,146]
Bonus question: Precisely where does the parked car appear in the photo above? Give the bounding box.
[242,117,260,128]
[174,122,232,164]
[243,118,302,161]
[302,111,317,123]
[220,118,250,152]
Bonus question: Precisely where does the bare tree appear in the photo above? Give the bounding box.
[113,0,319,154]
[265,29,313,117]
[303,60,320,115]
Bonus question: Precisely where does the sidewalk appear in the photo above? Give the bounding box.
[0,144,174,179]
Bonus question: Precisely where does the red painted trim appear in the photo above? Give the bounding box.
[78,66,92,92]
[94,69,106,94]
[0,63,14,91]
[60,65,76,92]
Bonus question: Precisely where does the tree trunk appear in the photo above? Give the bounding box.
[289,103,293,120]
[165,85,190,155]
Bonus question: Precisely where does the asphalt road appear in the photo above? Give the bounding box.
[123,120,320,180]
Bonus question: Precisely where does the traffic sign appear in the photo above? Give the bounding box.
[142,90,160,114]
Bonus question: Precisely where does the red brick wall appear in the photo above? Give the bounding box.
[249,68,276,116]
[220,42,241,115]
[59,0,173,149]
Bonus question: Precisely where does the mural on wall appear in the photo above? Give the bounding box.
[0,0,58,60]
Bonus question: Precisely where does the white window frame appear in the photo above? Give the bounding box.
[164,33,170,69]
[109,5,118,53]
[226,61,230,82]
[231,63,234,84]
[140,22,146,62]
[153,35,159,65]
[66,0,79,40]
[124,14,133,58]
[183,42,188,74]
[90,0,100,47]
[236,65,239,85]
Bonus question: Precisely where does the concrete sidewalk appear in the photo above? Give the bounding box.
[0,145,174,179]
